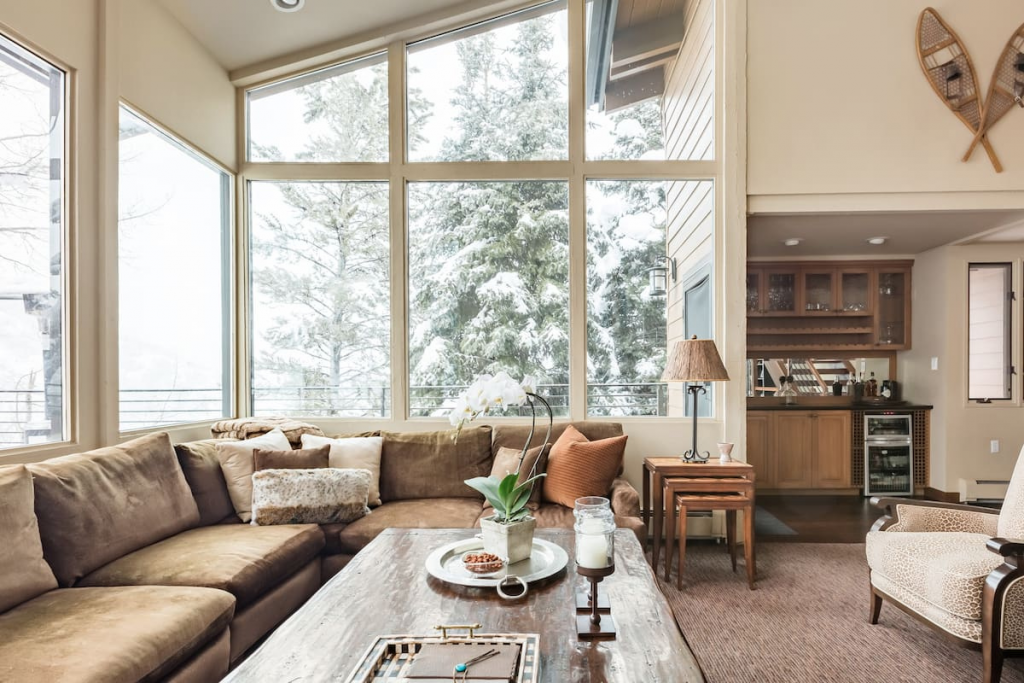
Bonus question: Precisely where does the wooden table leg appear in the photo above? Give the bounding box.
[642,466,650,551]
[664,485,676,582]
[676,503,687,590]
[651,473,663,571]
[726,510,737,573]
[744,504,756,590]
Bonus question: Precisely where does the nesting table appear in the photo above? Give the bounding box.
[642,458,757,589]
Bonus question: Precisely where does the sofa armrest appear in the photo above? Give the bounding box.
[871,497,998,534]
[609,477,642,519]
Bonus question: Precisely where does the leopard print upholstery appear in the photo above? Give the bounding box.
[999,446,1024,539]
[887,504,999,535]
[1002,576,1024,649]
[866,531,1002,621]
[871,572,983,643]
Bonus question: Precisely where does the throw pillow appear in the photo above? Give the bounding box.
[216,428,291,523]
[254,445,330,471]
[251,468,371,525]
[0,466,58,612]
[379,427,492,502]
[542,425,627,508]
[490,445,546,506]
[174,438,239,526]
[301,434,383,507]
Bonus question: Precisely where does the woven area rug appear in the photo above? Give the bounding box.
[660,542,1024,683]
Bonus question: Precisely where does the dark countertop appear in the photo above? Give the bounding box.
[748,403,933,412]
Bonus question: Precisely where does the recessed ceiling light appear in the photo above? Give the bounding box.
[866,237,887,245]
[270,0,305,12]
[783,238,803,247]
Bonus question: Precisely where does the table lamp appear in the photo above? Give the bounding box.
[662,335,730,462]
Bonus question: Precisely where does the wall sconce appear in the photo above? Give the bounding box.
[944,61,962,101]
[648,256,677,298]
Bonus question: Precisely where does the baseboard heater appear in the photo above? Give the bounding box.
[958,478,1010,503]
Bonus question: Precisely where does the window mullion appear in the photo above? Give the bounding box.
[389,40,408,422]
[568,0,586,420]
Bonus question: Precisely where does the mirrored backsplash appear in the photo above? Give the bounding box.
[747,358,892,397]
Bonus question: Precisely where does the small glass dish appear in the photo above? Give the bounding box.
[461,551,504,576]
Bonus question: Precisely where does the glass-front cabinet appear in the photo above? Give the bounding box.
[876,268,909,348]
[801,270,835,313]
[763,269,798,315]
[746,269,763,315]
[838,269,872,315]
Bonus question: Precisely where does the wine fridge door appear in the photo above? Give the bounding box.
[865,442,913,496]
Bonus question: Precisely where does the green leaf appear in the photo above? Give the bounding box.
[464,476,506,513]
[510,472,546,500]
[497,472,517,503]
[508,486,532,516]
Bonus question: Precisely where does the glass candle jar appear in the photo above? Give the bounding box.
[574,496,615,569]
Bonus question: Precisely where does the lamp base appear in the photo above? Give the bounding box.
[681,449,710,463]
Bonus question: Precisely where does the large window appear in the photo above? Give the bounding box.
[250,181,390,417]
[968,263,1012,402]
[586,180,669,416]
[408,182,569,416]
[118,106,232,430]
[0,35,65,449]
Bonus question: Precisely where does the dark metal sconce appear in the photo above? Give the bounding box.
[648,256,677,298]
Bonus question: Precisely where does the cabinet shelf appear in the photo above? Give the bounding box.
[749,327,873,335]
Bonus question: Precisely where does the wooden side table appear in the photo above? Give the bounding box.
[642,459,756,587]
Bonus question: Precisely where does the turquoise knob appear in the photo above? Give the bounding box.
[455,663,468,673]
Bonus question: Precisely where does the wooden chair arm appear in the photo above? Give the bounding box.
[988,537,1024,559]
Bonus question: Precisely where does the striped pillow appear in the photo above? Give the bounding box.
[542,425,626,508]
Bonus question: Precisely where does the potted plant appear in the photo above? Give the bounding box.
[450,372,552,563]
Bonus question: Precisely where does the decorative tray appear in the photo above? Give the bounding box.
[425,537,568,588]
[345,632,540,683]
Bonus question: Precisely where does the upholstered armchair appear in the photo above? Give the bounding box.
[866,448,1024,683]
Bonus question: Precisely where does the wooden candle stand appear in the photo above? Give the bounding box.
[576,565,616,640]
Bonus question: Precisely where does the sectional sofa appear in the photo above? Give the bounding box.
[0,421,641,682]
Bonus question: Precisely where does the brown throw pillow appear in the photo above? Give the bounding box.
[490,445,546,506]
[254,445,330,471]
[542,425,627,508]
[0,466,58,612]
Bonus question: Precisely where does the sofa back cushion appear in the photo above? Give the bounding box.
[174,438,238,526]
[380,426,492,501]
[28,432,200,586]
[999,445,1024,538]
[492,422,624,474]
[0,466,58,612]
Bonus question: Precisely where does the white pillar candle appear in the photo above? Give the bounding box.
[577,534,609,568]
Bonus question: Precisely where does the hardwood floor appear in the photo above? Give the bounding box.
[757,494,878,542]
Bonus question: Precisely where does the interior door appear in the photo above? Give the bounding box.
[814,412,851,487]
[773,412,815,488]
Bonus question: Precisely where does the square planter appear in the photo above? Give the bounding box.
[479,514,536,564]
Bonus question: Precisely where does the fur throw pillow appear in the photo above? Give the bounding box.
[251,468,371,525]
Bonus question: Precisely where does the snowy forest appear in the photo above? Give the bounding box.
[250,10,669,418]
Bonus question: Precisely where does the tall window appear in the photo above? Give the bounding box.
[249,181,390,417]
[683,263,713,417]
[968,263,1012,402]
[118,106,232,430]
[409,182,569,416]
[586,180,669,416]
[0,35,65,449]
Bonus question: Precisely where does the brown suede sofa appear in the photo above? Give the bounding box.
[0,421,640,683]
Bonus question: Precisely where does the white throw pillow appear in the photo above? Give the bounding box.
[251,468,371,525]
[216,428,291,522]
[301,434,383,507]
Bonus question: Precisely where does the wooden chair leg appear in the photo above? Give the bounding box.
[743,505,756,590]
[676,505,688,590]
[983,642,1004,683]
[651,475,663,571]
[664,492,676,582]
[869,585,882,625]
[726,510,737,572]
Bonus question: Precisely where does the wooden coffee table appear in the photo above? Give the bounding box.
[223,528,704,682]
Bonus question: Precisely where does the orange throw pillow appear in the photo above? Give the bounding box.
[542,425,627,508]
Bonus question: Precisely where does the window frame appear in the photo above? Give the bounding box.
[966,261,1014,404]
[239,0,722,424]
[116,102,236,436]
[0,29,71,453]
[682,258,714,418]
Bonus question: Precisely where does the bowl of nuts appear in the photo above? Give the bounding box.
[461,551,504,576]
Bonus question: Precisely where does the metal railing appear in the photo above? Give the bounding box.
[0,382,669,447]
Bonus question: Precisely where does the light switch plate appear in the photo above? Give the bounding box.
[931,357,939,371]
[991,440,1001,454]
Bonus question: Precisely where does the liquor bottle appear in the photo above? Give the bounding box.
[868,372,878,397]
[832,378,842,396]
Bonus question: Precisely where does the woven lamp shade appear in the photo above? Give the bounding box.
[662,335,730,382]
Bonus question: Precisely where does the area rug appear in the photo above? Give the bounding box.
[661,543,1024,683]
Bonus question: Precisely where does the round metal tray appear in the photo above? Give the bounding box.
[425,537,569,588]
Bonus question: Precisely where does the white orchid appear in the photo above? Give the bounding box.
[449,372,537,436]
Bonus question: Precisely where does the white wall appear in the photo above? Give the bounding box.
[119,0,236,170]
[748,0,1024,202]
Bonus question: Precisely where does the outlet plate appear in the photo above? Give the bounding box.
[991,440,1001,454]
[931,357,939,371]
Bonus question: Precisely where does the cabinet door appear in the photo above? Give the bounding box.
[763,269,798,315]
[746,269,765,316]
[746,412,774,487]
[800,270,837,314]
[876,268,911,349]
[838,269,873,315]
[773,412,815,488]
[814,412,851,487]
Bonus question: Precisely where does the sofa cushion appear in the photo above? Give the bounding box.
[251,468,370,525]
[174,439,238,526]
[542,425,627,507]
[301,434,384,506]
[337,499,484,554]
[319,522,348,555]
[28,432,200,587]
[216,428,292,523]
[865,530,1001,621]
[253,445,330,471]
[0,585,234,683]
[78,524,325,608]
[0,466,57,613]
[380,427,492,501]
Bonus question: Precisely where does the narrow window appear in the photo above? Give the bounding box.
[968,263,1012,401]
[683,266,713,417]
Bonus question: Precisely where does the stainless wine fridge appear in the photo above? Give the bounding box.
[864,414,913,496]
